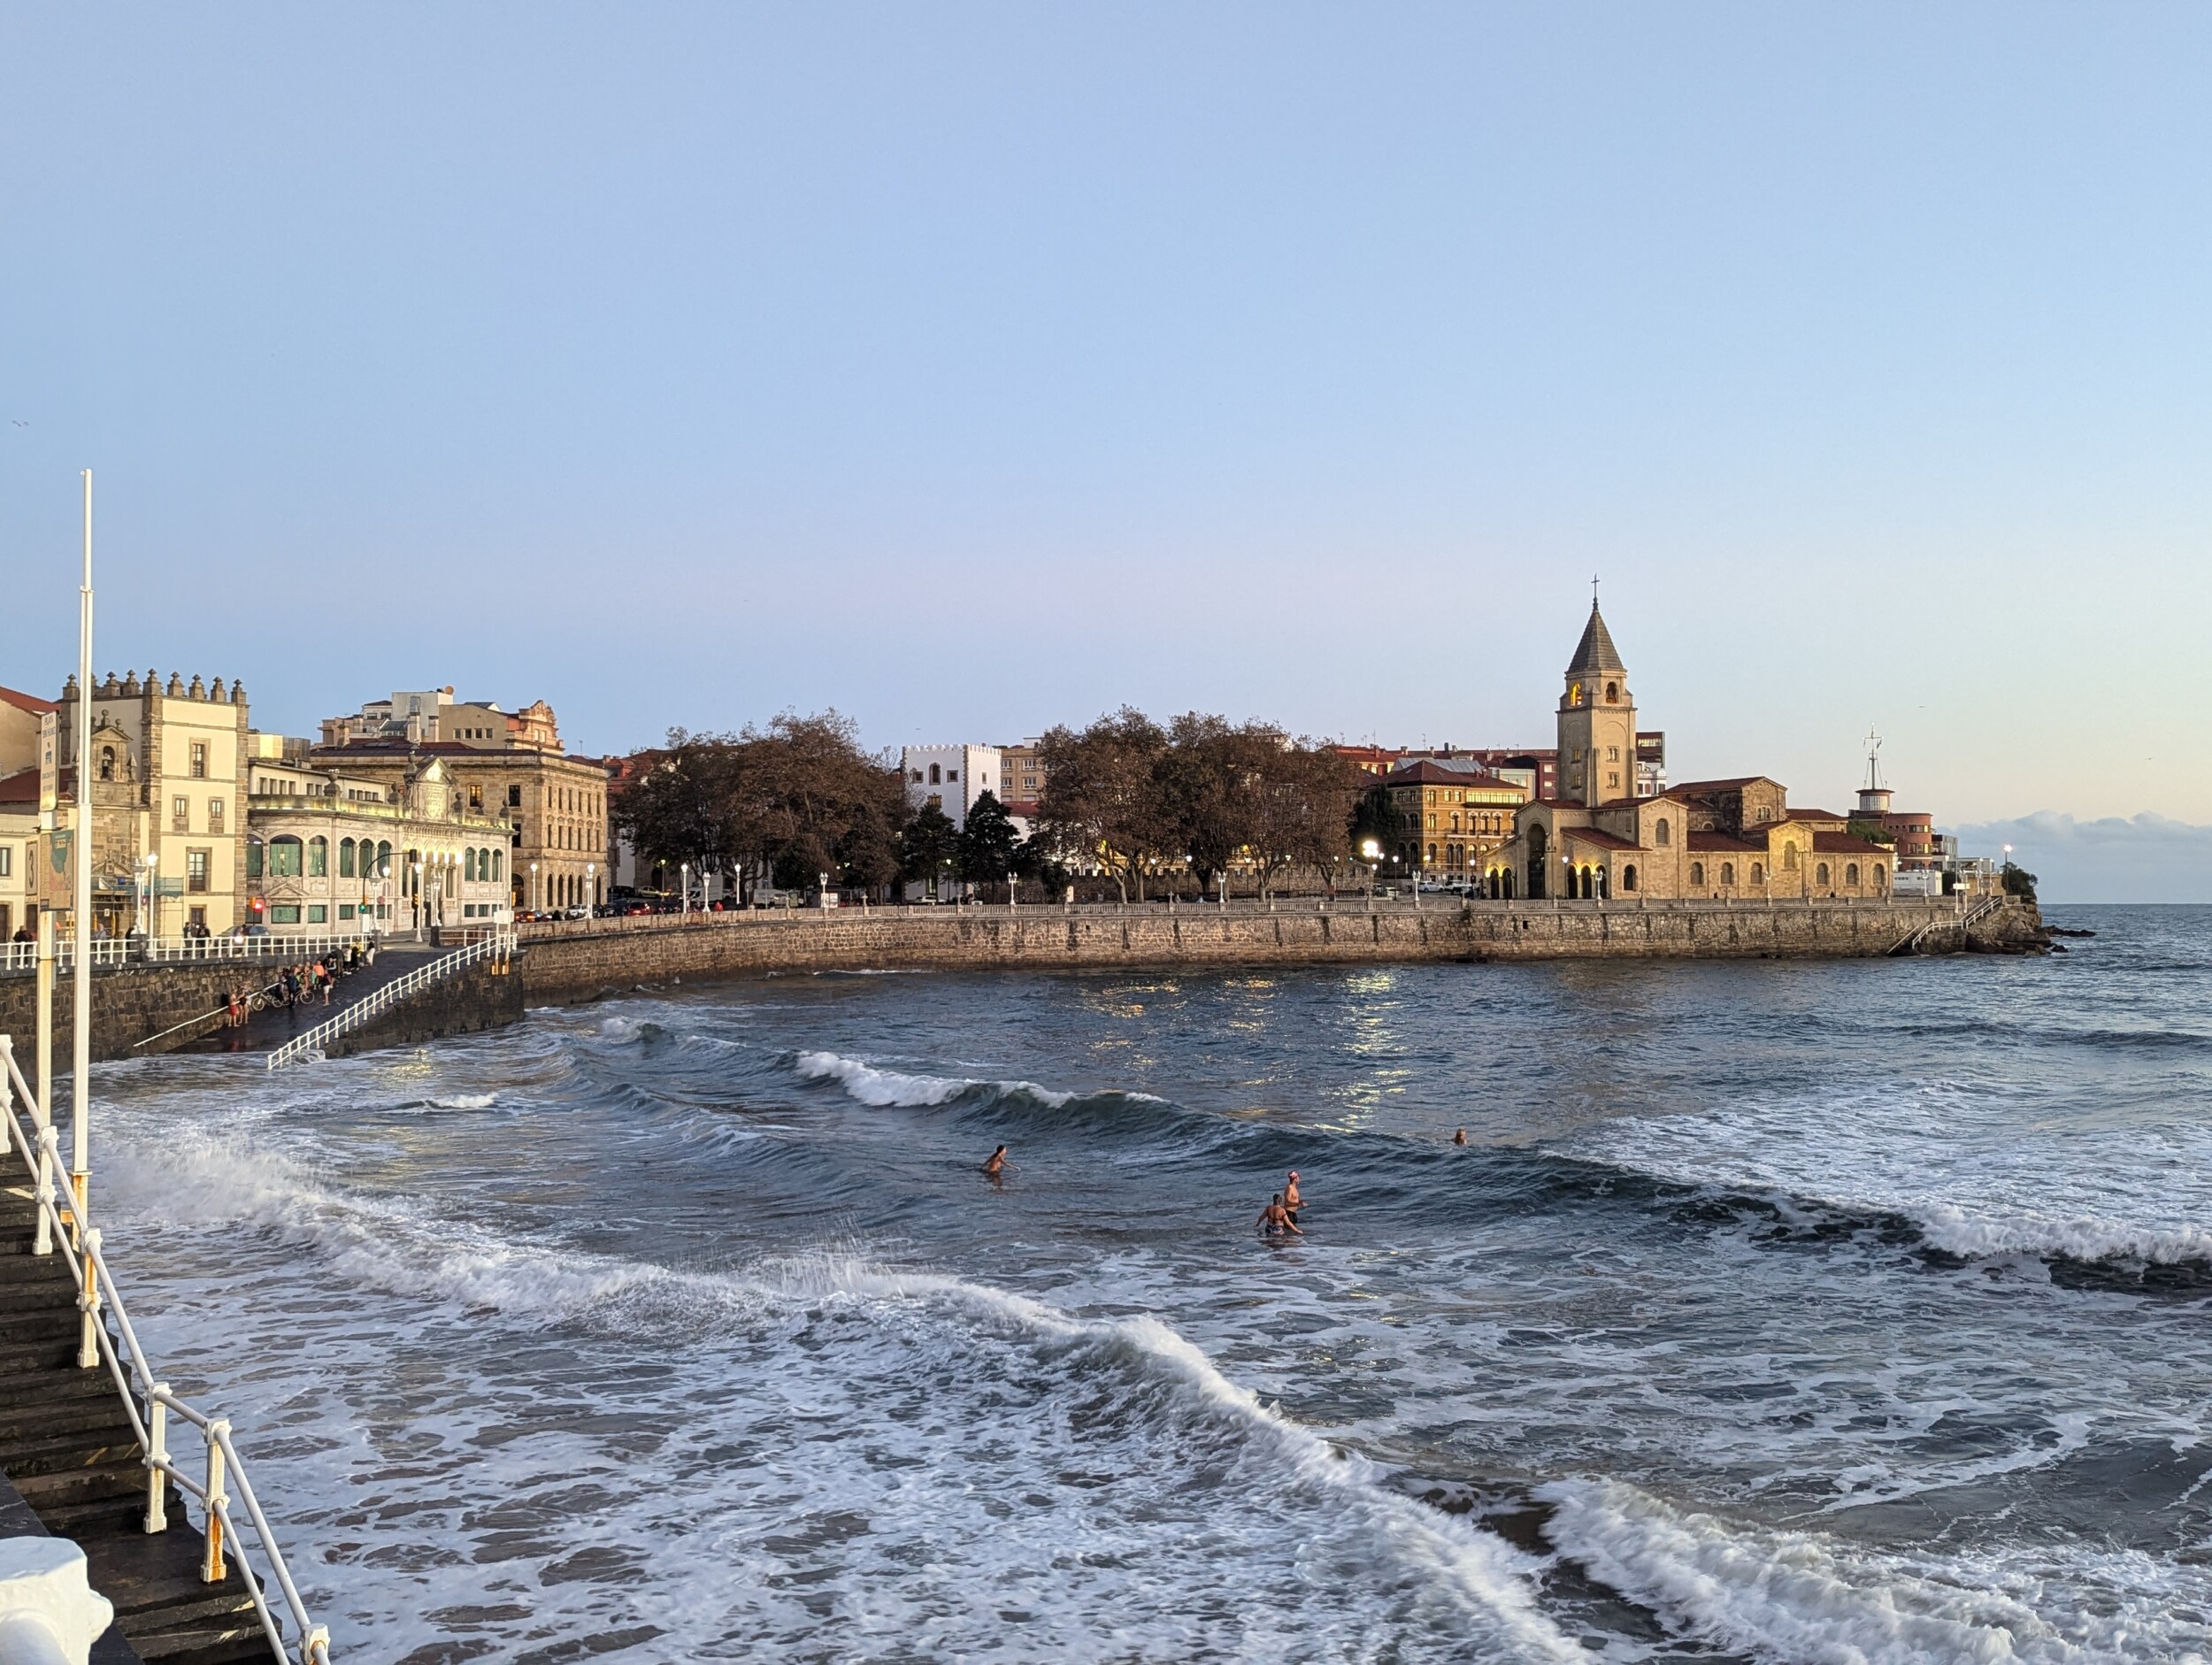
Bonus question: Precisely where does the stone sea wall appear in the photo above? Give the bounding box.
[517,897,2046,1001]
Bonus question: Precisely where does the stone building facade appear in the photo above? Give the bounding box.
[0,672,254,937]
[244,750,512,934]
[1377,761,1530,883]
[1488,605,1895,902]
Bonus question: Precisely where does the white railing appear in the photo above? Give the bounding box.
[0,932,373,976]
[0,1040,329,1665]
[265,930,514,1070]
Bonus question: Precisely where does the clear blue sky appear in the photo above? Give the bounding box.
[4,5,2208,892]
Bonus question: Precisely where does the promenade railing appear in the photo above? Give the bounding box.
[265,928,515,1070]
[0,931,369,976]
[0,1039,331,1665]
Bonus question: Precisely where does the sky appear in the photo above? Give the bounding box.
[3,6,2208,898]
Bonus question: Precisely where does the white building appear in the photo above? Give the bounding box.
[900,744,1005,830]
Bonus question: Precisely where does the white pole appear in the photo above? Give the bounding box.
[72,469,93,1224]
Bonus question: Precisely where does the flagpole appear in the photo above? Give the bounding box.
[72,469,93,1247]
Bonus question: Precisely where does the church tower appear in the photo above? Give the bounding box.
[1556,599,1638,807]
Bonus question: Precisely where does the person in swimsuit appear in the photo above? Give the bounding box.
[1283,1170,1303,1224]
[982,1144,1008,1181]
[1258,1194,1302,1237]
[1454,1128,1468,1146]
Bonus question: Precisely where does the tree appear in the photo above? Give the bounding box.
[957,791,1019,887]
[614,728,746,894]
[1034,709,1173,902]
[902,802,959,897]
[2001,861,2038,901]
[1251,740,1363,897]
[1157,714,1265,899]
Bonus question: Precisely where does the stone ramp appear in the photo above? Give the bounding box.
[0,1186,274,1664]
[186,942,441,1055]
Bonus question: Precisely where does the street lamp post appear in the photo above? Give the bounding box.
[681,863,689,918]
[586,862,595,918]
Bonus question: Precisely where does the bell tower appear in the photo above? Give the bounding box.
[1556,592,1637,807]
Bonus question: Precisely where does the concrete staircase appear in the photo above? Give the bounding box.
[188,942,441,1056]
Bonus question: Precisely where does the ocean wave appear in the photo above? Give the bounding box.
[423,1092,498,1110]
[1540,1477,2206,1661]
[792,1048,1077,1109]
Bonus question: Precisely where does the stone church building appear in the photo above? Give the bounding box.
[1486,603,1893,902]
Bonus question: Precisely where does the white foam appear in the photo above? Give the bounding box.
[1541,1477,2210,1662]
[791,1049,1074,1109]
[424,1092,497,1110]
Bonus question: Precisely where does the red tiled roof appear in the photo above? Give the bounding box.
[0,686,58,717]
[1564,827,1641,851]
[1687,831,1765,854]
[1777,809,1847,824]
[1671,776,1780,795]
[1812,831,1886,854]
[0,765,37,805]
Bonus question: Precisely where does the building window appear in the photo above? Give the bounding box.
[339,903,356,920]
[246,839,264,879]
[1751,862,1764,885]
[0,847,8,879]
[1622,864,1637,892]
[1605,682,1618,703]
[188,906,206,928]
[98,746,116,781]
[1426,843,1438,863]
[307,904,326,924]
[173,795,190,832]
[465,848,476,883]
[1874,863,1886,889]
[469,786,483,812]
[339,839,356,878]
[1847,863,1859,886]
[186,848,210,893]
[307,837,327,878]
[270,905,301,925]
[189,740,207,779]
[209,798,226,834]
[1655,817,1671,847]
[929,763,941,784]
[491,850,503,881]
[1816,863,1830,886]
[269,836,303,878]
[508,784,522,807]
[1720,863,1733,886]
[1691,862,1704,887]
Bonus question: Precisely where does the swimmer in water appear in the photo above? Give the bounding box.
[1258,1193,1302,1237]
[1283,1170,1303,1224]
[1454,1128,1468,1146]
[983,1144,1008,1181]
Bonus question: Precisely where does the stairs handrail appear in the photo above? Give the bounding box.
[265,930,514,1071]
[0,1040,330,1665]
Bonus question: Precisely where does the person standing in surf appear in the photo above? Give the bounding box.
[1283,1170,1304,1224]
[983,1145,1008,1183]
[1258,1194,1302,1237]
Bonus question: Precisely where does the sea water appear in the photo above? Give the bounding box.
[79,905,2212,1661]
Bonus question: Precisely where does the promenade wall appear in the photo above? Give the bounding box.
[517,896,2046,1001]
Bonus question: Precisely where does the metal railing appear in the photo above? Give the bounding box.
[0,1040,329,1665]
[0,932,372,976]
[265,930,515,1070]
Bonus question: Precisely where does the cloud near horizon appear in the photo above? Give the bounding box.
[1951,812,2212,906]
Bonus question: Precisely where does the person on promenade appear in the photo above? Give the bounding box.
[1283,1170,1303,1224]
[983,1145,1008,1182]
[226,987,242,1029]
[1258,1194,1302,1238]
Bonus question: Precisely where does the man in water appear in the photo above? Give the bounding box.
[983,1144,1008,1181]
[1257,1193,1302,1237]
[1283,1170,1303,1224]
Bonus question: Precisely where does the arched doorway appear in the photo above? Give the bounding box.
[1526,825,1548,900]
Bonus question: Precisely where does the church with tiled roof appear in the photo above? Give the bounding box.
[1486,602,1896,902]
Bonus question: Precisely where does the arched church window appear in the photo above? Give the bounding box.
[1783,843,1799,871]
[1691,863,1704,887]
[1816,863,1830,886]
[1873,863,1886,889]
[98,747,115,781]
[1751,862,1764,885]
[1655,817,1671,847]
[1605,682,1617,703]
[1720,863,1733,886]
[1622,864,1637,892]
[929,763,941,785]
[339,839,356,879]
[1846,863,1859,886]
[1567,682,1583,707]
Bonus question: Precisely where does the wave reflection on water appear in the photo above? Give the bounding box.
[81,904,2212,1661]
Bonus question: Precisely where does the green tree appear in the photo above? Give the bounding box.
[957,791,1019,887]
[1034,709,1173,902]
[902,802,960,898]
[2001,861,2038,901]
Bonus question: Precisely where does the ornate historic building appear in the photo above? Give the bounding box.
[1487,604,1893,902]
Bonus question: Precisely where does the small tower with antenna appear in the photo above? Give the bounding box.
[1855,727,1892,817]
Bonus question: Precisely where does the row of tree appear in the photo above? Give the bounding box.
[612,708,1371,900]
